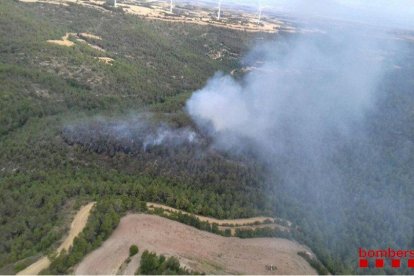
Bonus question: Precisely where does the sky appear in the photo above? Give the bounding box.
[182,0,414,30]
[184,0,414,258]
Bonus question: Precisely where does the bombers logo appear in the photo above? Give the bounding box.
[359,248,414,269]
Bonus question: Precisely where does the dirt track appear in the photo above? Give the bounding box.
[147,202,275,226]
[75,214,316,275]
[17,202,95,275]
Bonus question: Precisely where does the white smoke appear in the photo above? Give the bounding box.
[185,0,414,268]
[187,30,386,158]
[179,0,414,30]
[62,115,200,153]
[186,0,414,180]
[143,125,198,150]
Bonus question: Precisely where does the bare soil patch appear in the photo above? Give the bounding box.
[47,32,105,52]
[47,33,75,47]
[96,57,114,65]
[75,214,316,275]
[78,32,102,40]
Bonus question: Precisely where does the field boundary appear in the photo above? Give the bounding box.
[146,202,292,236]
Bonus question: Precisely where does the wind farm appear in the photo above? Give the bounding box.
[118,0,295,33]
[18,0,296,33]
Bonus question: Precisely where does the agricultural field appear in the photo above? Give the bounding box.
[75,214,316,275]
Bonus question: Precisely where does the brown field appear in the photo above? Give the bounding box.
[75,214,316,275]
[17,202,96,275]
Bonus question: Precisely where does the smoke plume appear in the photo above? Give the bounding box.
[186,0,414,271]
[62,115,199,155]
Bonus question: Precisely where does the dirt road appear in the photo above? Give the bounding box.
[147,202,275,226]
[17,202,95,275]
[75,214,316,275]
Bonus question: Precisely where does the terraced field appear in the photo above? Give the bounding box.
[75,214,316,275]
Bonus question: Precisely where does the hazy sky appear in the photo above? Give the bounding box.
[185,0,414,259]
[189,0,414,29]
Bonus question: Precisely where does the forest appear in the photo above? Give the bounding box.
[138,250,194,275]
[1,0,414,274]
[0,0,275,273]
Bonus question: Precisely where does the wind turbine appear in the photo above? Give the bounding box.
[169,0,173,13]
[257,5,263,24]
[217,0,222,20]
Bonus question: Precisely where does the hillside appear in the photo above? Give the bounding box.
[0,0,280,273]
[2,0,414,275]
